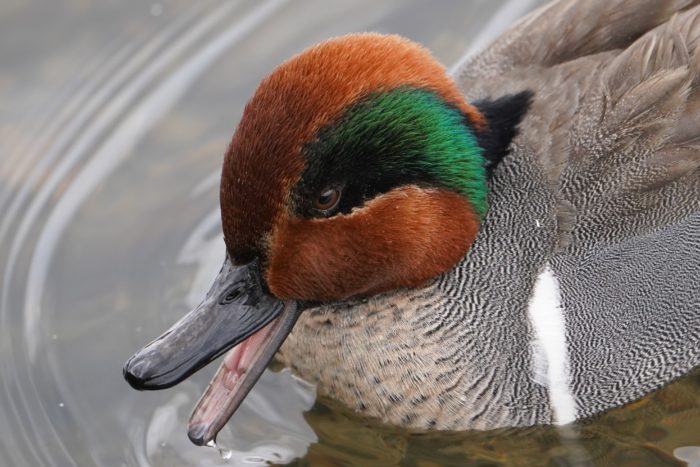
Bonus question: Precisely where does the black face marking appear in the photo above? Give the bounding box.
[473,90,533,175]
[290,88,461,219]
[291,110,441,219]
[289,88,533,219]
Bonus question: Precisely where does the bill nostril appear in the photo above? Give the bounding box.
[219,287,242,305]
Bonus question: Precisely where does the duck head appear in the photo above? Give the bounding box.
[124,33,530,445]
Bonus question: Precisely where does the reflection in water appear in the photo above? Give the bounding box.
[299,371,699,466]
[137,369,316,466]
[675,446,700,467]
[0,0,697,466]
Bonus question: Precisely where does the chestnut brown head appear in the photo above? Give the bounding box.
[219,33,520,301]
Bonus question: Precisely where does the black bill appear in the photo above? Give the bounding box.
[123,257,300,443]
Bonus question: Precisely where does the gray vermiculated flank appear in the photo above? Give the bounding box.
[278,0,700,430]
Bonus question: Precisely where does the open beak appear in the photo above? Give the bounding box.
[123,257,300,446]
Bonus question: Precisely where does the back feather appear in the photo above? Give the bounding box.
[457,1,700,249]
[561,8,700,249]
[453,0,700,420]
[457,0,700,81]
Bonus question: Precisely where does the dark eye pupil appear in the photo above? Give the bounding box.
[319,191,333,204]
[314,188,340,211]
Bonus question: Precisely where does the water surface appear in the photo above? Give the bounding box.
[0,1,698,466]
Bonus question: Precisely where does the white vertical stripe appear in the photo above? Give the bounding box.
[527,264,577,424]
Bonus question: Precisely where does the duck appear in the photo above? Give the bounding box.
[123,0,700,447]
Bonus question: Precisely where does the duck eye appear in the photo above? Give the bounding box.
[314,187,341,211]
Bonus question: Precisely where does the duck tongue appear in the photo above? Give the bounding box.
[187,301,299,445]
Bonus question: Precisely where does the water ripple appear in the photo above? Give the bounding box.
[0,1,290,465]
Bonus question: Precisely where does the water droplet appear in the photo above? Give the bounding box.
[135,326,142,333]
[52,334,58,340]
[207,439,233,462]
[58,402,64,408]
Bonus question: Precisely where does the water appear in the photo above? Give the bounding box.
[0,1,697,466]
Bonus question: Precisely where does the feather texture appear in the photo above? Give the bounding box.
[280,0,700,430]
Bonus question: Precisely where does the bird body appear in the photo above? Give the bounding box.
[125,0,700,443]
[279,0,700,430]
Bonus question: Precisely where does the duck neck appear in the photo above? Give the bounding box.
[279,143,561,430]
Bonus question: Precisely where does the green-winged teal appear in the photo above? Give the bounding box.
[125,0,700,446]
